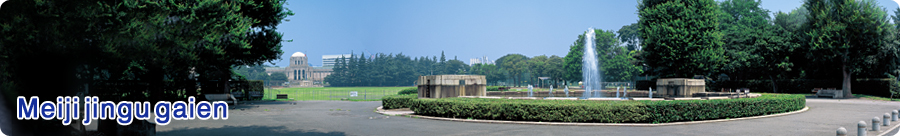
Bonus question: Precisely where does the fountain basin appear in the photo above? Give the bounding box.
[629,98,665,101]
[586,98,628,101]
[667,97,702,100]
[509,97,538,100]
[543,97,578,100]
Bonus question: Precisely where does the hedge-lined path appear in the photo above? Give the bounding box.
[155,97,900,136]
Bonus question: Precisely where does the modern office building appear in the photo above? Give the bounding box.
[469,56,493,66]
[322,54,351,67]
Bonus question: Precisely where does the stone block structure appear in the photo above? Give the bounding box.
[656,78,706,98]
[417,75,487,98]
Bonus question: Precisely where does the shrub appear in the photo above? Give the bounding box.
[398,87,418,95]
[382,94,417,109]
[487,86,501,91]
[408,94,804,123]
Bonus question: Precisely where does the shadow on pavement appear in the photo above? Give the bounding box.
[158,125,347,136]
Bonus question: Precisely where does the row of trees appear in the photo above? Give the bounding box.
[324,51,469,86]
[232,65,288,85]
[634,0,900,97]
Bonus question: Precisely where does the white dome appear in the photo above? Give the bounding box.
[291,52,306,57]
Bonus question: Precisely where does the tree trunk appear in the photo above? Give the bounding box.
[842,59,853,98]
[768,75,778,93]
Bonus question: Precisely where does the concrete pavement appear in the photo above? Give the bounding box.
[156,98,900,136]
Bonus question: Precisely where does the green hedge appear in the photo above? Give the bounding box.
[382,94,417,109]
[398,87,417,95]
[408,94,805,123]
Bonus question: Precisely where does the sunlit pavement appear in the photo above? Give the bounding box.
[155,98,900,136]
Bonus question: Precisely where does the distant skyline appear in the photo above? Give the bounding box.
[271,0,900,67]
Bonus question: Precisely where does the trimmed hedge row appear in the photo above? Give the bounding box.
[382,94,417,109]
[408,94,805,123]
[398,87,417,95]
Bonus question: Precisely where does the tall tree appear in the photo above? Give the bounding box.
[529,55,550,84]
[803,0,890,97]
[617,23,642,51]
[563,34,587,82]
[545,55,566,86]
[639,0,726,78]
[603,47,644,82]
[497,54,530,87]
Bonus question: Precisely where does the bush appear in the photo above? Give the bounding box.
[487,86,503,91]
[382,94,417,109]
[398,87,417,95]
[408,94,805,123]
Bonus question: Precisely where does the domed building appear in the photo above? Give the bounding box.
[265,52,339,87]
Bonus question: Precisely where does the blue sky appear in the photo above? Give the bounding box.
[271,0,900,67]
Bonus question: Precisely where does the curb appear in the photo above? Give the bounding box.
[877,118,900,136]
[375,106,810,127]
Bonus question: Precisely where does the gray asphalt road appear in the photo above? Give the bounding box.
[155,98,900,136]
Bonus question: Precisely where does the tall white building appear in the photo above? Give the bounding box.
[322,54,351,67]
[469,56,493,66]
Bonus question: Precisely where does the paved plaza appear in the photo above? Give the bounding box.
[155,97,900,136]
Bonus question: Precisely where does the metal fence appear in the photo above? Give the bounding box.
[261,89,402,101]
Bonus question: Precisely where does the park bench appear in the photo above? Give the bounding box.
[816,89,843,98]
[276,94,289,99]
[205,94,238,105]
[249,91,263,100]
[231,91,244,100]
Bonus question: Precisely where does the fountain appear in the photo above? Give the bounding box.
[616,86,620,98]
[527,85,534,97]
[564,85,569,97]
[548,85,554,97]
[581,28,603,98]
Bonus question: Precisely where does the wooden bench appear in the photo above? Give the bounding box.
[816,89,843,98]
[231,92,244,100]
[276,94,289,99]
[249,91,263,100]
[205,94,238,105]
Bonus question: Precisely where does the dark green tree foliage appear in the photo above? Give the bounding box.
[564,29,642,83]
[324,52,467,87]
[617,23,642,51]
[717,0,799,93]
[0,0,290,135]
[563,34,586,82]
[718,0,770,76]
[469,64,508,85]
[497,54,530,87]
[545,55,566,86]
[803,0,890,97]
[233,65,270,81]
[604,47,644,82]
[639,0,726,78]
[528,55,549,84]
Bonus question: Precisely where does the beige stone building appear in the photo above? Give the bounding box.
[265,52,334,87]
[417,75,487,98]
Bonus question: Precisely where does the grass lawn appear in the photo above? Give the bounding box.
[263,87,414,101]
[854,94,900,101]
